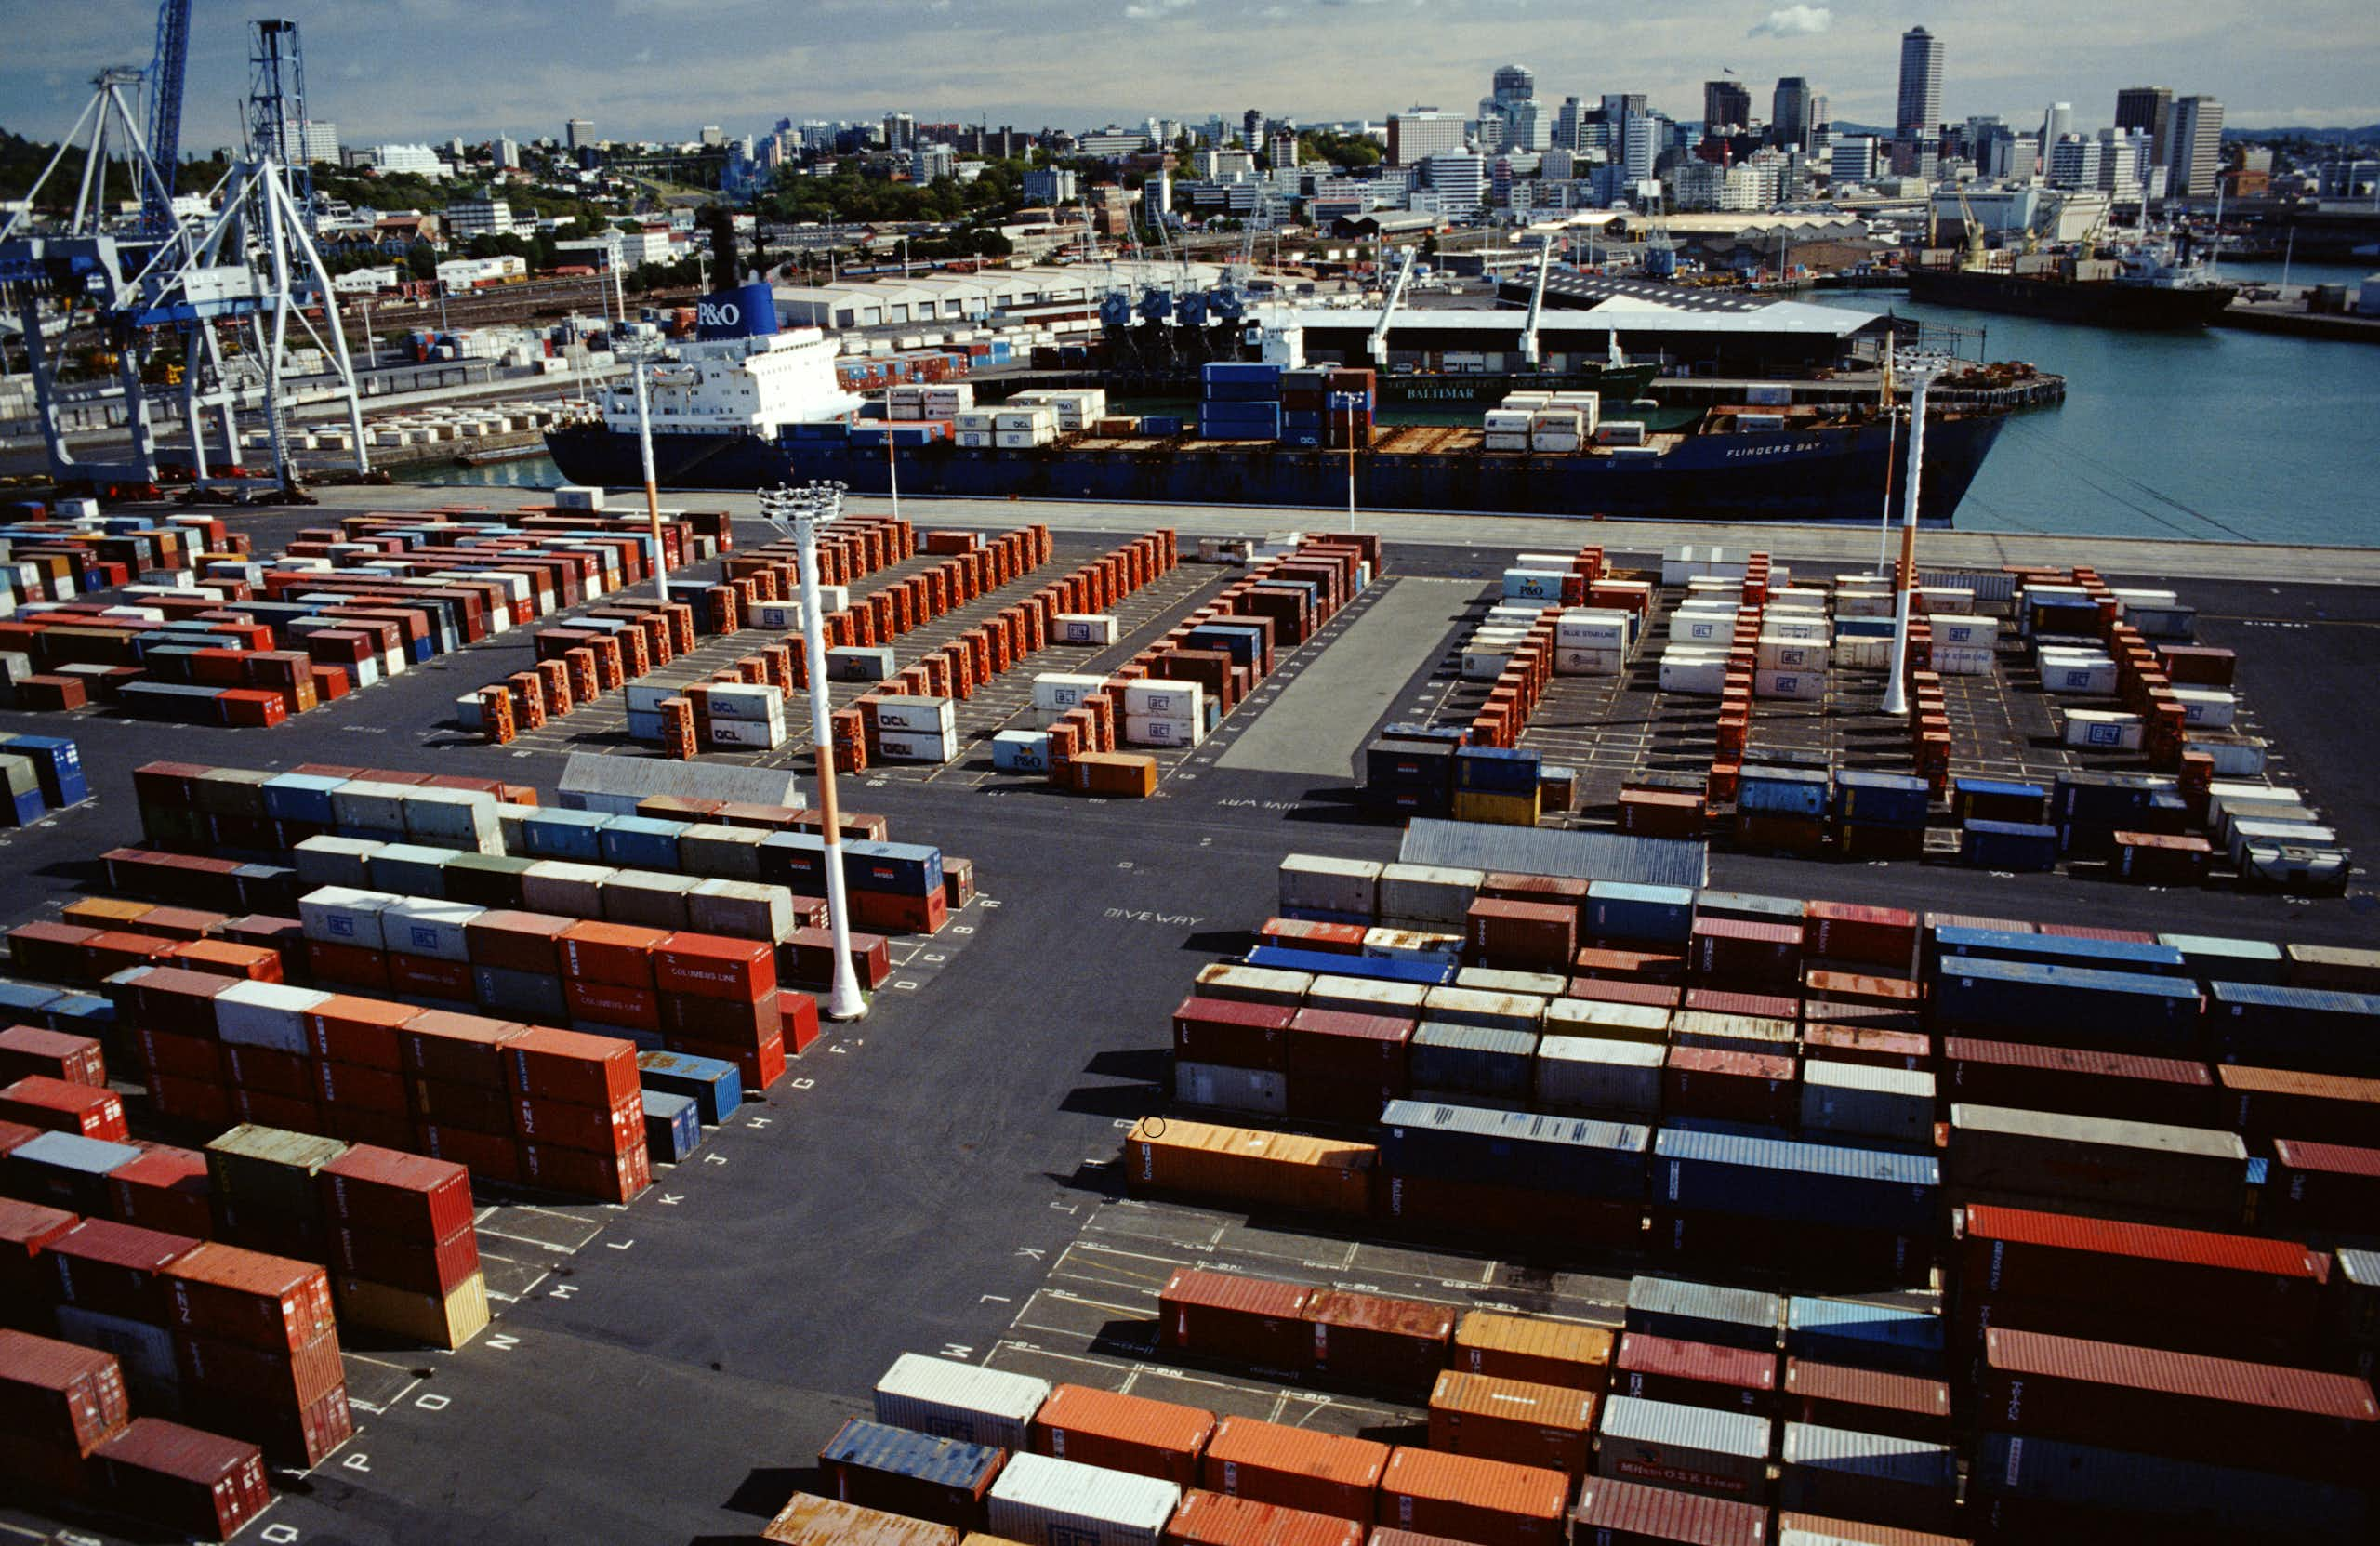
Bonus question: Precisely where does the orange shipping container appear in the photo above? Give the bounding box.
[761,1492,961,1546]
[1427,1371,1599,1474]
[1451,1312,1614,1393]
[1030,1383,1215,1487]
[1200,1415,1388,1522]
[1124,1117,1376,1218]
[1165,1488,1364,1546]
[1374,1447,1569,1546]
[1160,1268,1316,1370]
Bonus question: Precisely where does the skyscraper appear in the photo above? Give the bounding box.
[2165,96,2224,196]
[1771,78,1813,151]
[2041,103,2072,152]
[1491,64,1536,106]
[1704,80,1752,133]
[2115,86,2175,165]
[1386,108,1465,168]
[1554,96,1584,151]
[1896,27,1943,139]
[565,118,594,151]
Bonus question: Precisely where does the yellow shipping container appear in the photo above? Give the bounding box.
[1453,788,1540,826]
[1452,1310,1615,1391]
[1124,1117,1378,1218]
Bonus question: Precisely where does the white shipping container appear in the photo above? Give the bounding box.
[1362,929,1464,963]
[706,718,787,750]
[1671,613,1738,645]
[1543,997,1671,1044]
[328,780,416,835]
[874,730,956,763]
[2186,733,2268,778]
[873,1353,1051,1450]
[1763,617,1831,644]
[2062,709,2144,750]
[1555,646,1622,676]
[1755,637,1828,672]
[1660,654,1730,695]
[1054,614,1119,645]
[986,1453,1180,1546]
[1193,963,1313,1010]
[1485,433,1530,452]
[873,695,956,734]
[1122,680,1203,720]
[686,879,796,944]
[1173,1060,1289,1117]
[1377,864,1485,927]
[1929,644,1995,675]
[1556,611,1629,648]
[1800,1059,1936,1143]
[299,885,398,951]
[1123,714,1202,747]
[1933,615,1999,648]
[2226,818,2337,865]
[1279,853,1381,918]
[1457,966,1568,998]
[2175,688,2236,728]
[1755,668,1825,701]
[1834,591,1893,618]
[1833,638,1893,670]
[1461,649,1513,681]
[1421,984,1545,1034]
[1305,974,1431,1017]
[1537,1035,1664,1116]
[704,685,786,724]
[382,898,483,963]
[214,981,333,1055]
[293,837,384,891]
[1033,672,1108,710]
[2037,655,2119,694]
[1914,587,1975,614]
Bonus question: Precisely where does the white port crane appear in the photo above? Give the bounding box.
[1367,244,1418,366]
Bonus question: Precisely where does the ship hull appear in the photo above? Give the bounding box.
[1908,267,2238,328]
[549,414,2005,525]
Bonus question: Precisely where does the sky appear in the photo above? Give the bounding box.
[3,0,2374,155]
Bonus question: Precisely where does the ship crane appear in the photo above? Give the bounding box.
[1367,244,1417,366]
[1516,233,1555,369]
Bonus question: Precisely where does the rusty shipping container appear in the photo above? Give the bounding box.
[1125,1117,1378,1218]
[1568,1473,1770,1546]
[761,1491,964,1546]
[1164,1488,1364,1546]
[1451,1310,1613,1392]
[1160,1269,1317,1372]
[1308,1289,1456,1395]
[1428,1369,1599,1473]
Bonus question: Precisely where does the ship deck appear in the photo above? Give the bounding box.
[3,484,2373,1545]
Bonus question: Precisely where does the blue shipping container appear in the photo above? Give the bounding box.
[1382,1099,1649,1198]
[842,839,943,899]
[1653,1126,1938,1235]
[642,1090,703,1164]
[520,809,609,862]
[1624,1277,1782,1352]
[1931,925,2187,976]
[637,1049,744,1124]
[1972,1432,2368,1536]
[1586,880,1698,945]
[1785,1296,1945,1375]
[2207,981,2380,1075]
[1739,765,1831,818]
[1929,957,2202,1049]
[1244,945,1450,985]
[598,815,692,872]
[1,734,88,808]
[1832,770,1931,828]
[822,1419,1004,1491]
[1455,746,1540,794]
[1409,1022,1539,1100]
[1960,820,2058,871]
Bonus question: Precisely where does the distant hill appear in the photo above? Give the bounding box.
[2223,125,2380,144]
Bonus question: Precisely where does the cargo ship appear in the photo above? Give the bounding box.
[1908,234,2238,328]
[549,284,2008,523]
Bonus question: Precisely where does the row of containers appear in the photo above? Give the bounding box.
[0,492,729,724]
[0,733,87,826]
[0,499,228,612]
[1198,362,1379,449]
[1005,535,1383,799]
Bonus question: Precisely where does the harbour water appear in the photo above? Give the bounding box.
[413,259,2379,546]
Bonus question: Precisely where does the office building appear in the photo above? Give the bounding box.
[1619,109,1663,181]
[564,118,593,151]
[1491,64,1535,105]
[373,143,446,178]
[1269,131,1300,168]
[698,126,724,148]
[1388,108,1466,167]
[445,194,518,237]
[912,143,957,183]
[1897,27,1943,138]
[494,136,518,170]
[2041,103,2072,152]
[1705,80,1752,134]
[1425,151,1488,209]
[1554,96,1585,151]
[2046,135,2101,191]
[2165,95,2223,196]
[1022,166,1078,205]
[2096,129,2147,200]
[2116,86,2175,164]
[1771,78,1813,151]
[1831,136,1878,184]
[1244,109,1266,148]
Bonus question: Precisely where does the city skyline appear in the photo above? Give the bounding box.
[3,1,2373,153]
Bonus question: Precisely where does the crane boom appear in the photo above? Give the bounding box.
[1368,244,1416,365]
[142,0,192,239]
[1518,236,1554,368]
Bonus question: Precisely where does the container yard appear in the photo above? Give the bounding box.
[0,482,2375,1545]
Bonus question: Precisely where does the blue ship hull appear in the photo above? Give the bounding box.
[546,413,2005,524]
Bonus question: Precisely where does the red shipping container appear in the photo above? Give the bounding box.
[1567,1474,1768,1546]
[1804,902,1920,970]
[654,932,777,1001]
[1168,1489,1364,1546]
[1571,946,1686,985]
[135,1028,220,1084]
[149,1075,234,1129]
[1801,1023,1931,1071]
[45,1219,198,1321]
[314,1057,409,1117]
[411,1075,516,1135]
[231,1085,321,1133]
[388,951,477,1002]
[1663,1046,1795,1129]
[519,1138,650,1203]
[400,1011,526,1085]
[162,1241,337,1354]
[1467,899,1577,970]
[106,1148,214,1240]
[1481,873,1590,911]
[1201,1416,1389,1522]
[172,1324,345,1408]
[1309,1290,1456,1396]
[512,1090,642,1156]
[1681,988,1797,1023]
[1160,1267,1315,1370]
[1382,1174,1644,1250]
[0,1025,106,1087]
[661,986,788,1045]
[2268,1139,2380,1235]
[1688,917,1802,990]
[220,1043,314,1102]
[1029,1382,1217,1487]
[307,938,393,991]
[0,1325,129,1454]
[1428,1370,1598,1474]
[1781,1358,1951,1444]
[1612,1333,1778,1415]
[2,1195,78,1323]
[0,1075,127,1141]
[330,1222,480,1298]
[1568,978,1683,1011]
[464,910,572,975]
[318,1145,473,1244]
[1375,1447,1568,1546]
[323,1104,416,1153]
[416,1121,522,1186]
[187,1379,351,1469]
[1173,996,1294,1072]
[502,1024,640,1109]
[559,919,667,988]
[1283,1007,1414,1088]
[662,1027,786,1095]
[564,978,662,1032]
[91,1418,271,1541]
[1979,1326,2377,1482]
[1944,1037,2217,1126]
[1261,918,1370,956]
[1799,970,1919,1011]
[108,964,233,1035]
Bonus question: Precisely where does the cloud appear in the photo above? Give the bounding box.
[1122,0,1194,15]
[1748,5,1831,37]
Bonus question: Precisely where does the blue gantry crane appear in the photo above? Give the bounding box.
[141,0,192,240]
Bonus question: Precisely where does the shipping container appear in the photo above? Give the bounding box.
[91,1418,271,1543]
[1783,1300,1942,1377]
[1612,1333,1778,1415]
[1624,1279,1781,1354]
[1969,1428,2371,1539]
[1160,1269,1316,1371]
[1125,1118,1377,1218]
[1946,1104,2249,1222]
[1451,1311,1613,1392]
[1652,1128,1938,1235]
[1567,1473,1769,1546]
[1200,1415,1387,1521]
[1309,1289,1457,1395]
[874,1352,1051,1449]
[986,1452,1182,1546]
[1032,1383,1215,1487]
[1165,1489,1363,1546]
[1779,1360,1950,1446]
[1381,1100,1648,1198]
[1429,1369,1598,1474]
[821,1417,1005,1533]
[1777,1422,1955,1534]
[761,1492,964,1546]
[1374,1446,1570,1546]
[1594,1394,1772,1501]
